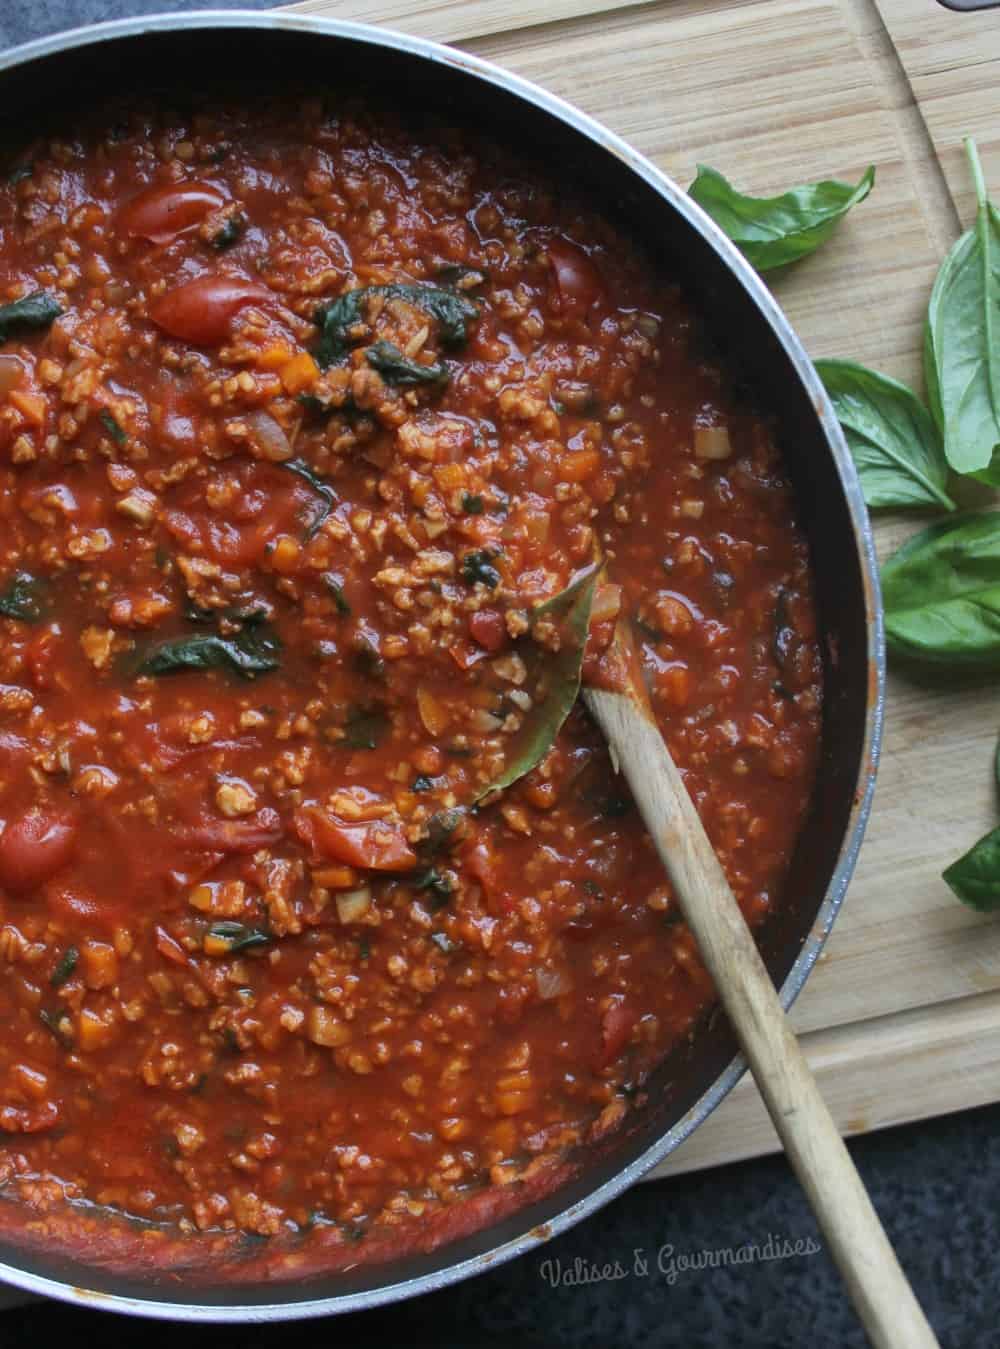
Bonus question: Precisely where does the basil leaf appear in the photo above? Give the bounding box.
[0,572,43,622]
[0,290,63,341]
[943,825,1000,911]
[366,340,449,387]
[477,564,598,801]
[314,283,479,367]
[282,457,337,541]
[881,512,1000,666]
[689,164,875,272]
[816,359,956,512]
[137,622,281,679]
[924,139,1000,480]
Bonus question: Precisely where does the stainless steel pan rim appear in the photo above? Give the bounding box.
[0,8,885,1322]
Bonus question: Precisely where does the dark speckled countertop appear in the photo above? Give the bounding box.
[0,4,997,1345]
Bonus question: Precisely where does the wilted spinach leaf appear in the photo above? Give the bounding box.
[0,290,63,341]
[137,620,281,680]
[341,705,389,750]
[0,572,43,622]
[461,549,501,589]
[314,283,479,367]
[689,164,875,272]
[366,340,449,387]
[50,947,79,988]
[282,457,338,541]
[206,921,271,953]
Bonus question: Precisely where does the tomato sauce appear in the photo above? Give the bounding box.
[0,99,821,1273]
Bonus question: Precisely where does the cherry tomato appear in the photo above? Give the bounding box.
[596,997,636,1068]
[0,807,77,892]
[295,807,417,873]
[119,180,226,245]
[546,236,604,315]
[0,1101,60,1133]
[149,274,272,346]
[469,609,507,652]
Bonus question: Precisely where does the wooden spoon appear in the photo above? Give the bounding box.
[582,618,939,1349]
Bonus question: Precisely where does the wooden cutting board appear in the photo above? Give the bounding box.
[287,0,1000,1178]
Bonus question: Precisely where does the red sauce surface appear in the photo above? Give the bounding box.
[0,100,821,1272]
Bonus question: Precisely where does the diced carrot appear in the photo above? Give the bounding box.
[9,390,47,426]
[558,446,600,482]
[279,352,319,395]
[255,343,295,371]
[433,463,465,491]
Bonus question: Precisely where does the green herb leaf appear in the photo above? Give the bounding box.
[816,359,955,512]
[211,214,246,250]
[943,825,1000,911]
[689,164,875,272]
[282,458,338,542]
[206,921,271,953]
[50,946,79,988]
[39,1007,73,1046]
[923,138,1000,480]
[99,409,128,446]
[477,564,598,801]
[366,340,449,387]
[323,573,351,615]
[137,621,281,680]
[342,705,389,750]
[0,290,63,342]
[314,283,479,368]
[461,493,484,515]
[461,549,501,589]
[413,867,455,909]
[881,512,1000,667]
[0,572,43,622]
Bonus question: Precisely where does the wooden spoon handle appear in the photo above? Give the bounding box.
[584,685,939,1349]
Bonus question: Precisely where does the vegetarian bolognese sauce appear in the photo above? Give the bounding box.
[0,99,821,1274]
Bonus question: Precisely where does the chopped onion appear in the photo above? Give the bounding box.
[246,409,292,462]
[694,425,732,460]
[591,582,622,624]
[417,686,450,736]
[335,886,372,924]
[536,967,571,1001]
[470,708,504,733]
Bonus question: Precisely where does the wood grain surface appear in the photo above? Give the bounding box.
[284,0,1000,1178]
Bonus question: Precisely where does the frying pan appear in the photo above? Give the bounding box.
[0,10,883,1321]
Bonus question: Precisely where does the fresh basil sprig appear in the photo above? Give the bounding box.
[816,360,955,512]
[882,512,1000,667]
[924,138,1000,481]
[688,164,875,272]
[943,825,1000,911]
